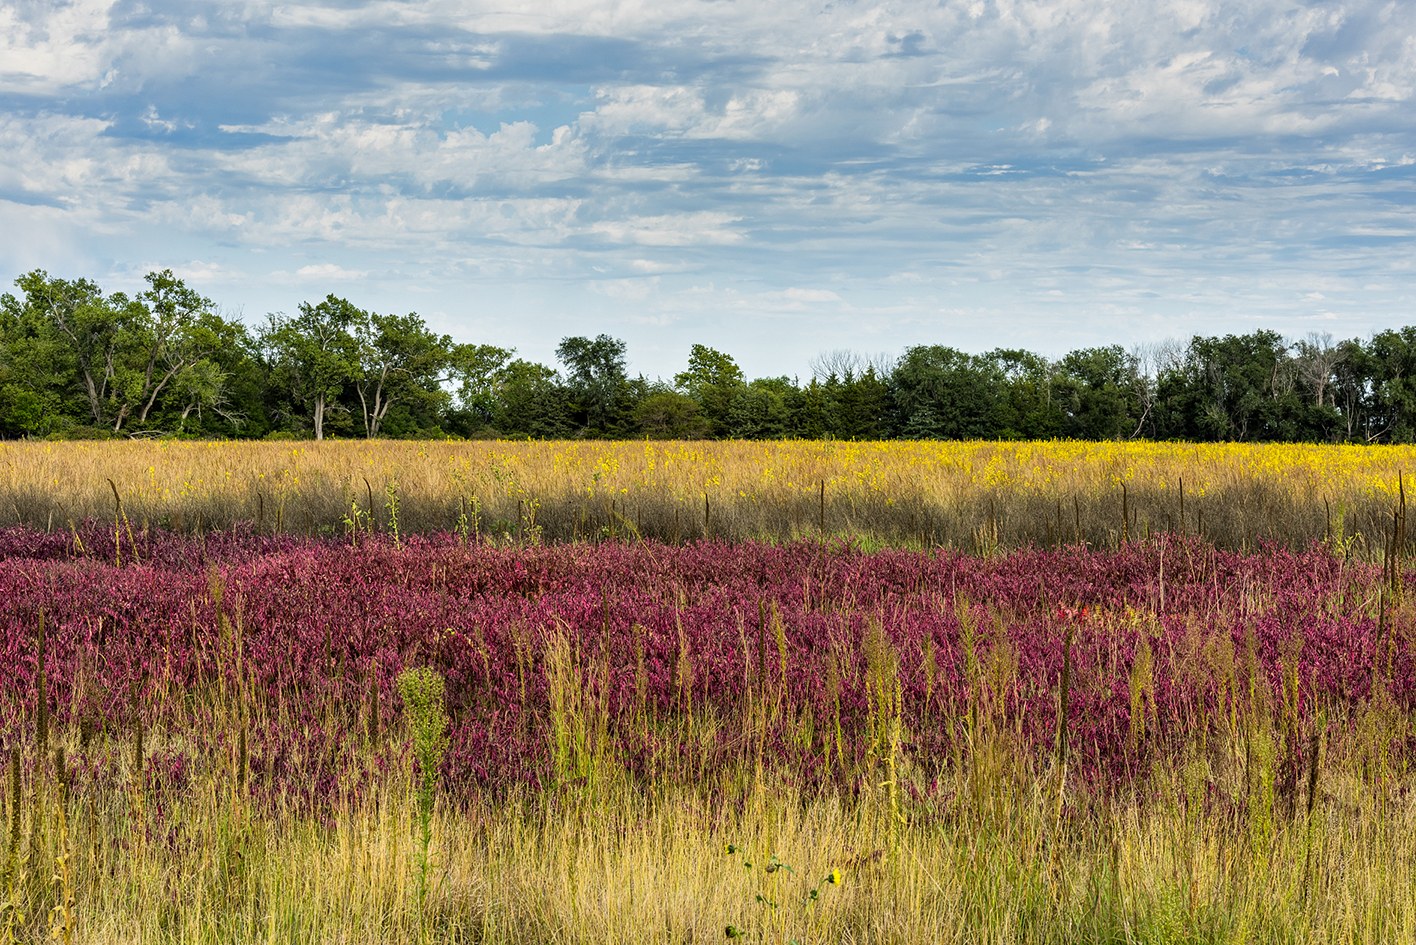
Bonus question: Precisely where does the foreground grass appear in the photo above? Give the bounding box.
[5,712,1415,944]
[3,528,1414,942]
[5,438,1416,550]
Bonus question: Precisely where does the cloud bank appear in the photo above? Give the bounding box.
[2,0,1413,377]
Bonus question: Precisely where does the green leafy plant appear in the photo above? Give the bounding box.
[454,493,480,546]
[341,493,368,548]
[723,843,840,944]
[397,667,449,923]
[385,477,402,548]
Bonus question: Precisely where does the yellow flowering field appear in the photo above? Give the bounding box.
[3,438,1415,550]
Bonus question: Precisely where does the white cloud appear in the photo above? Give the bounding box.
[266,263,370,283]
[0,0,117,93]
[631,259,690,273]
[151,260,248,284]
[588,276,659,300]
[773,288,842,302]
[590,213,743,246]
[0,0,1413,377]
[585,86,803,141]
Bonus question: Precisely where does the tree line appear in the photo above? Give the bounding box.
[4,269,1416,443]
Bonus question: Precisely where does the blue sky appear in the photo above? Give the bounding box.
[2,0,1413,380]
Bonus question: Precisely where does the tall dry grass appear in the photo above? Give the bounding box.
[4,647,1414,944]
[4,438,1416,551]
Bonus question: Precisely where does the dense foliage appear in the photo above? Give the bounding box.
[1,527,1411,805]
[5,269,1416,443]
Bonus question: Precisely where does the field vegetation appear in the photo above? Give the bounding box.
[4,438,1416,552]
[3,439,1415,941]
[1,522,1414,942]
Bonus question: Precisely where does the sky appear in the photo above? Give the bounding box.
[1,0,1414,381]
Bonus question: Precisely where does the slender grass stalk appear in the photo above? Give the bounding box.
[130,682,145,876]
[1121,480,1130,544]
[363,477,376,535]
[105,478,138,565]
[48,747,74,945]
[35,611,47,753]
[54,502,84,556]
[367,662,380,747]
[2,750,18,908]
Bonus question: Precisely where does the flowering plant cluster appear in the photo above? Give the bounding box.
[0,524,1410,811]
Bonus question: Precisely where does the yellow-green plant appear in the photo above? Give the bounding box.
[342,492,367,548]
[47,749,74,945]
[1,750,22,943]
[864,619,905,853]
[455,492,480,545]
[397,667,448,921]
[385,477,402,548]
[106,477,138,566]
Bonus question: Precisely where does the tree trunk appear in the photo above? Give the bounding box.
[81,369,105,427]
[138,363,185,424]
[314,393,325,441]
[370,397,392,439]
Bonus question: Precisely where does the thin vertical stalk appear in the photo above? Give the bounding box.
[1121,480,1129,545]
[36,610,48,752]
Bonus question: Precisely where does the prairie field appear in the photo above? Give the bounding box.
[2,439,1415,942]
[5,438,1416,552]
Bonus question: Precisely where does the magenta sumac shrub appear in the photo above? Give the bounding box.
[0,529,1411,803]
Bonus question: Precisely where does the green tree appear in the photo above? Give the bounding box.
[7,269,237,436]
[0,281,74,437]
[890,346,1005,439]
[14,270,128,431]
[260,295,362,440]
[1364,327,1416,443]
[448,344,516,433]
[796,378,830,439]
[495,359,573,438]
[1056,346,1133,440]
[351,311,455,439]
[674,344,745,392]
[557,334,628,434]
[1182,332,1303,442]
[635,388,709,438]
[165,314,254,435]
[675,344,745,437]
[727,378,795,439]
[110,270,234,434]
[990,348,1063,439]
[1332,337,1377,442]
[827,368,892,439]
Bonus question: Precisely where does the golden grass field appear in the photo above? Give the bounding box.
[11,742,1415,944]
[4,438,1416,550]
